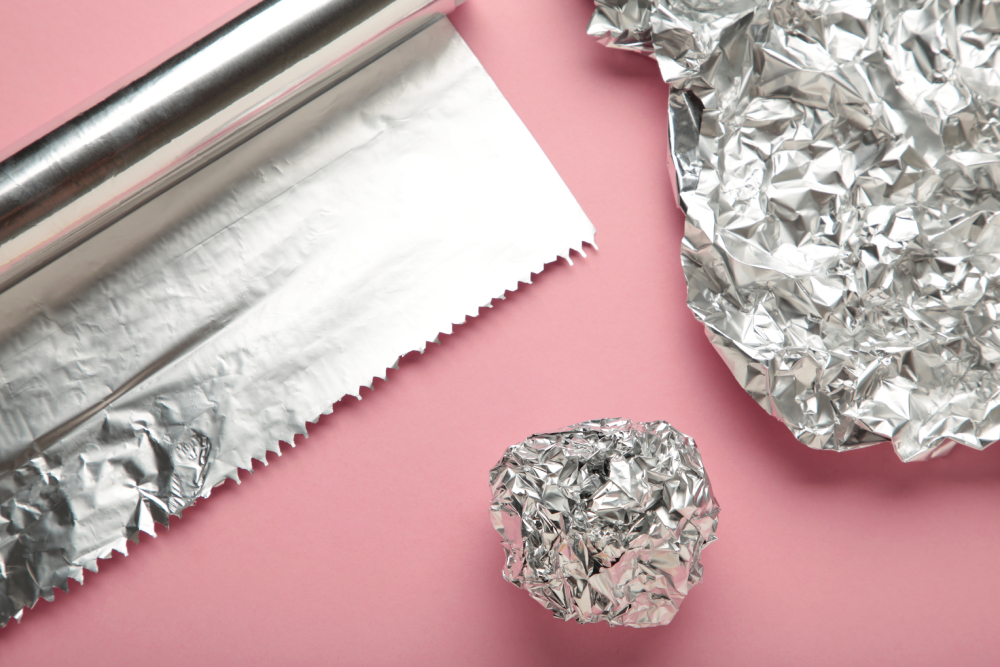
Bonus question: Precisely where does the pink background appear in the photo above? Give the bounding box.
[3,0,1000,664]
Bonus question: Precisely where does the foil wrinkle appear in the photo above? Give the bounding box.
[590,0,1000,461]
[489,419,720,627]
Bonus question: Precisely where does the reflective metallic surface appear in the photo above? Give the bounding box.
[0,18,595,626]
[489,419,719,627]
[590,0,1000,461]
[0,0,461,292]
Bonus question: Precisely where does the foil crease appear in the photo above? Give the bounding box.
[590,0,1000,461]
[489,419,720,627]
[0,20,596,626]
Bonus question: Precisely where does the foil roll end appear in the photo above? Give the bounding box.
[489,418,719,628]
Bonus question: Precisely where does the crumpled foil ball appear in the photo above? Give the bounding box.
[489,419,720,627]
[589,0,1000,461]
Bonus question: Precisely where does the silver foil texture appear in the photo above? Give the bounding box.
[589,0,1000,461]
[489,419,719,627]
[0,18,595,626]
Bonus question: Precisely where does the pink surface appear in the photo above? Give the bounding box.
[2,0,1000,664]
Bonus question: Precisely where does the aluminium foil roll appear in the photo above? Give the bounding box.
[0,0,461,292]
[0,1,596,625]
[590,0,1000,461]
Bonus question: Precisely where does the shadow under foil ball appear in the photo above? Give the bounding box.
[488,419,720,628]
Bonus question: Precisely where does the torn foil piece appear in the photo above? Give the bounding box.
[489,419,720,627]
[0,19,595,626]
[590,0,1000,461]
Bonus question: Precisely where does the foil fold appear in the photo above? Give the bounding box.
[590,0,1000,461]
[489,419,719,627]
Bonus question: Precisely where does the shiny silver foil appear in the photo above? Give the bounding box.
[590,0,1000,461]
[0,16,596,625]
[0,0,462,291]
[489,419,720,627]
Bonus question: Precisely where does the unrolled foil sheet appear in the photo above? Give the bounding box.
[489,419,720,628]
[0,18,595,625]
[589,0,1000,461]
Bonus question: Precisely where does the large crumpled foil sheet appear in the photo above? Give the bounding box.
[0,19,595,625]
[589,0,1000,461]
[489,419,720,627]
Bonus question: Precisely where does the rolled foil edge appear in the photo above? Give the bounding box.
[0,0,460,292]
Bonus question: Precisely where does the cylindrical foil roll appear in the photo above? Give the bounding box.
[0,0,460,292]
[0,0,608,629]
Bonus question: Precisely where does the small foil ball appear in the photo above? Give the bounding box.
[489,418,720,628]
